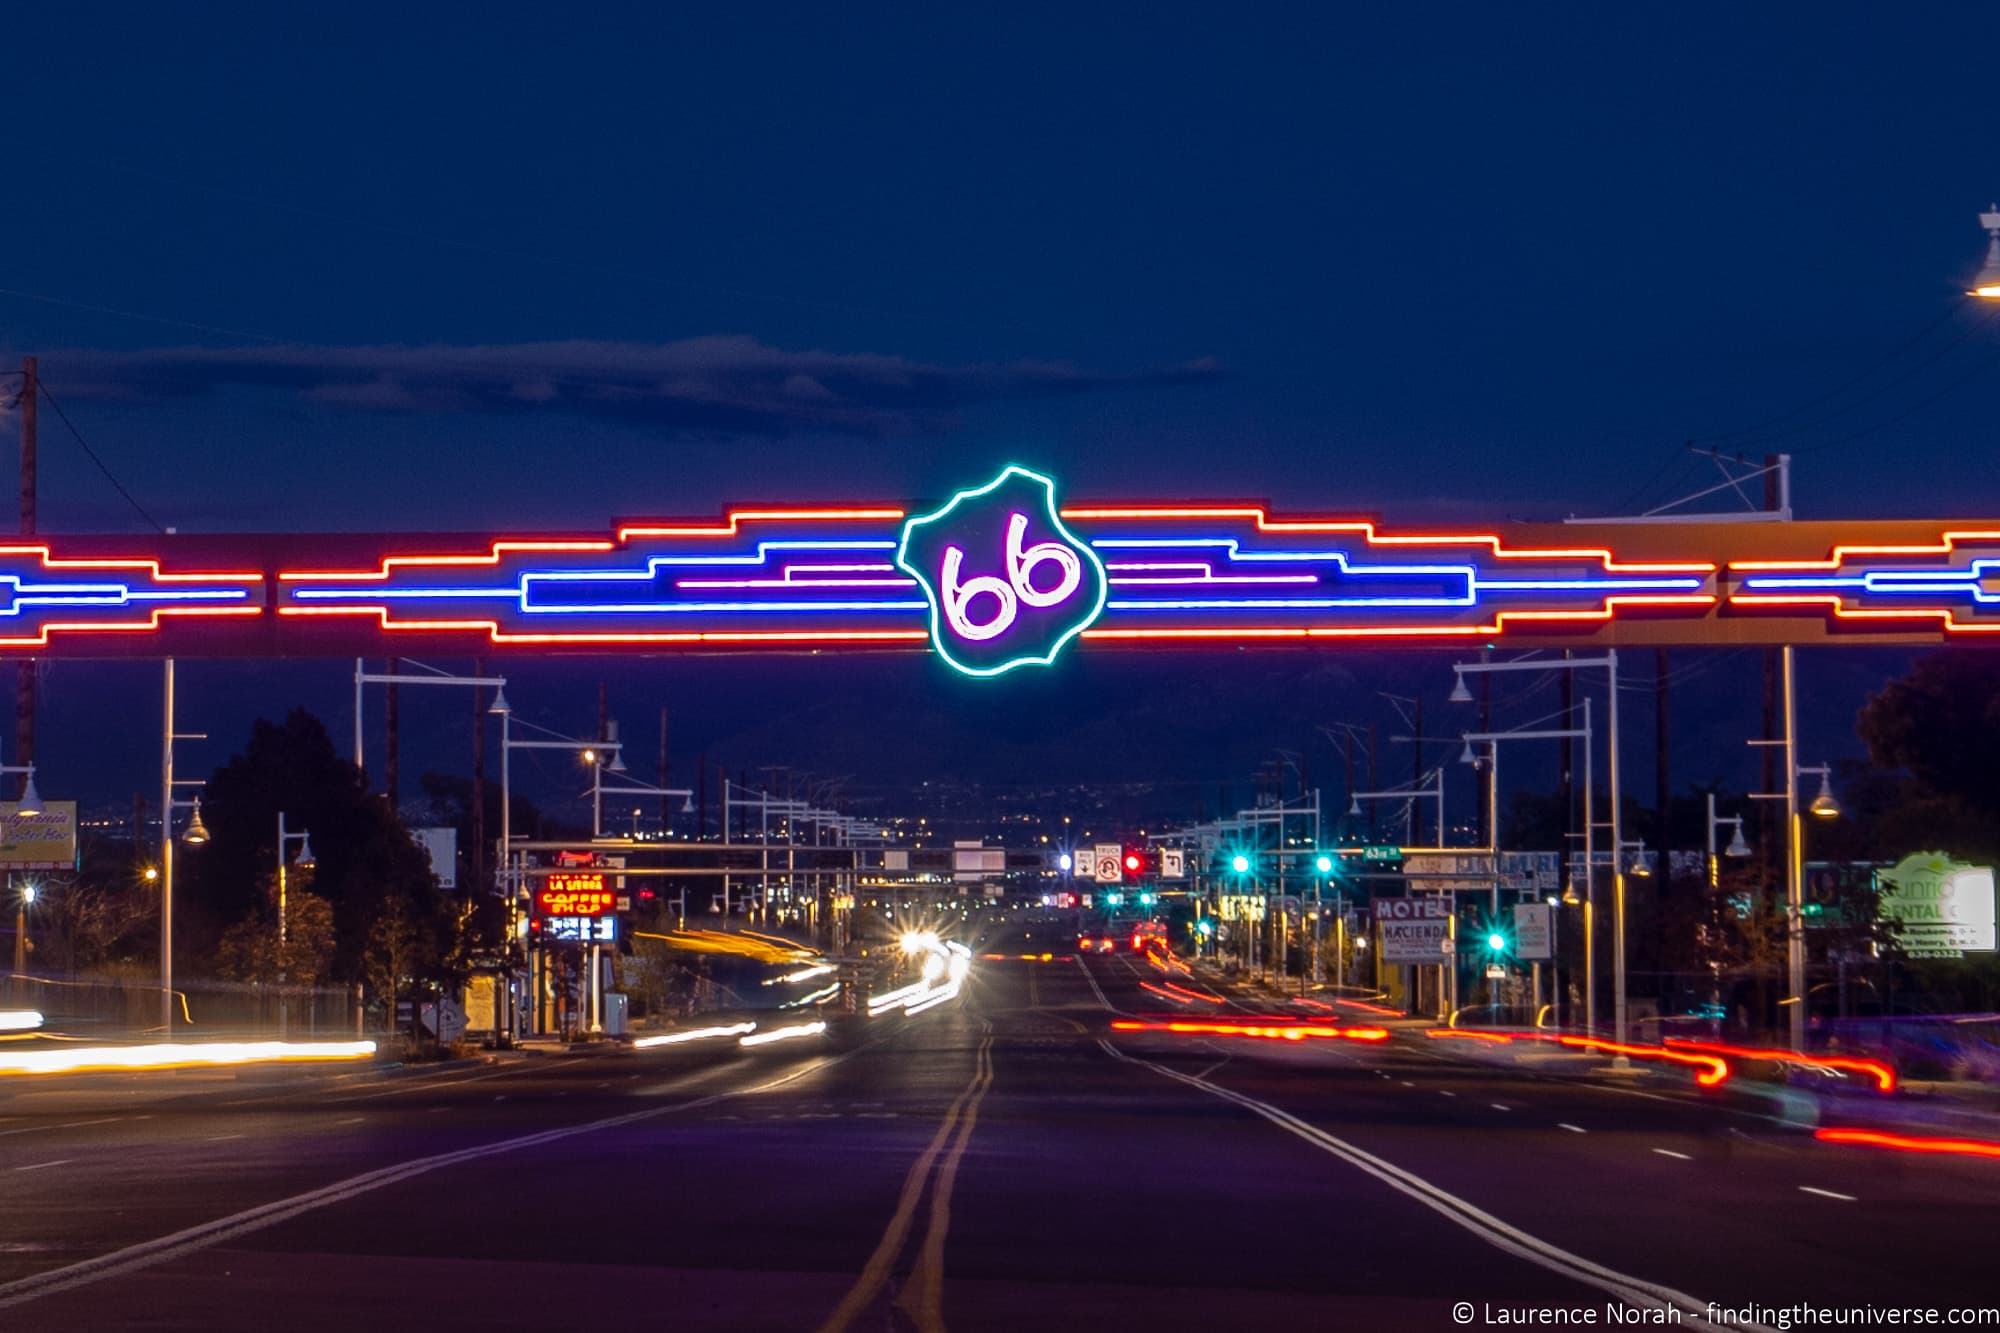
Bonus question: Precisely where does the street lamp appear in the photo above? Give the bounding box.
[1,765,44,818]
[276,813,313,1037]
[1971,203,2000,298]
[1804,765,1840,820]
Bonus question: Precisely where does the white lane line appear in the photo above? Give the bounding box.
[1799,1186,1857,1202]
[1399,1080,1415,1087]
[1072,956,1118,1014]
[0,1116,123,1139]
[13,1159,71,1173]
[1558,1123,1587,1134]
[333,1116,365,1125]
[0,1054,846,1313]
[1097,1039,1764,1333]
[1490,1103,1511,1112]
[204,1134,244,1143]
[1651,1148,1693,1161]
[1439,1090,1457,1098]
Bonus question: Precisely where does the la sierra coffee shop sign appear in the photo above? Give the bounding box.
[1875,851,1998,959]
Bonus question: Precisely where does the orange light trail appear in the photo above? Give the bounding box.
[1111,1019,1388,1043]
[1552,1035,1729,1087]
[1663,1039,1896,1093]
[1814,1127,2000,1161]
[1424,1029,1515,1044]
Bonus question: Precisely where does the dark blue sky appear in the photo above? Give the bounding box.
[2,5,1994,822]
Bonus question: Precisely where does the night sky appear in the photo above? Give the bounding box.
[3,6,1996,825]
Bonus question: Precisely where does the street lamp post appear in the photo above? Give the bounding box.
[0,763,40,985]
[160,659,212,1036]
[1461,704,1594,1022]
[1454,653,1627,1042]
[12,883,35,976]
[276,813,314,1037]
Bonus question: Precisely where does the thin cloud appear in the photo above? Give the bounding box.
[51,337,1222,438]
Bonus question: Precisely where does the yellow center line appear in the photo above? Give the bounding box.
[817,1022,994,1333]
[894,1034,996,1332]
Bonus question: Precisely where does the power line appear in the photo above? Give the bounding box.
[1689,300,1972,446]
[1713,304,2000,451]
[34,384,167,533]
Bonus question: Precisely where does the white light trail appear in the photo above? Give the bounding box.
[632,1022,757,1048]
[738,1020,827,1048]
[0,1040,375,1077]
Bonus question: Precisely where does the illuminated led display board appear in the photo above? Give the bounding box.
[4,466,2000,671]
[543,915,618,944]
[535,872,615,917]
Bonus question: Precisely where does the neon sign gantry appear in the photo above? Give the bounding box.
[4,465,1999,668]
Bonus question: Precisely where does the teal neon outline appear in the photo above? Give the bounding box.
[895,464,1108,679]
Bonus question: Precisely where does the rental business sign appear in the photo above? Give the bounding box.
[1875,852,1997,958]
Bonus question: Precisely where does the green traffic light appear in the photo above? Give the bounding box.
[1315,854,1334,875]
[1486,932,1507,952]
[1231,854,1250,874]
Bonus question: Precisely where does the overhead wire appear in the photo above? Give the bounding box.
[35,383,167,533]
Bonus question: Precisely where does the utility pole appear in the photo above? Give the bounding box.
[470,657,487,896]
[1411,697,1425,843]
[1655,648,1671,895]
[15,356,34,801]
[668,704,684,832]
[384,658,400,811]
[1759,456,1784,906]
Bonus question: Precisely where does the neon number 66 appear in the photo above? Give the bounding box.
[941,512,1083,642]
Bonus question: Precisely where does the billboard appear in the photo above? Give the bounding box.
[1876,852,1997,958]
[535,872,616,917]
[1378,895,1451,963]
[1512,902,1554,961]
[413,827,457,889]
[0,801,78,870]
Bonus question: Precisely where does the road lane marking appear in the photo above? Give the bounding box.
[1651,1149,1692,1161]
[204,1134,244,1143]
[1439,1090,1456,1098]
[0,1117,122,1139]
[820,1024,994,1333]
[333,1117,365,1125]
[1072,956,1118,1013]
[0,1054,846,1312]
[1097,1038,1765,1333]
[1399,1080,1415,1087]
[1490,1103,1511,1112]
[13,1159,71,1172]
[1558,1123,1587,1134]
[895,1023,997,1333]
[1799,1186,1857,1202]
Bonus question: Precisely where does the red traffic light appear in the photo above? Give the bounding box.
[1124,853,1142,872]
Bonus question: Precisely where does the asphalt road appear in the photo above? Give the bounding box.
[0,952,1994,1332]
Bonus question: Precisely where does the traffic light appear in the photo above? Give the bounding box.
[1122,846,1151,881]
[1485,931,1507,953]
[1230,853,1251,875]
[1104,891,1124,908]
[1138,891,1155,907]
[1314,853,1335,876]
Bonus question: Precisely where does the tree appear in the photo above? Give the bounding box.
[180,708,454,990]
[215,885,337,989]
[1858,649,2000,835]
